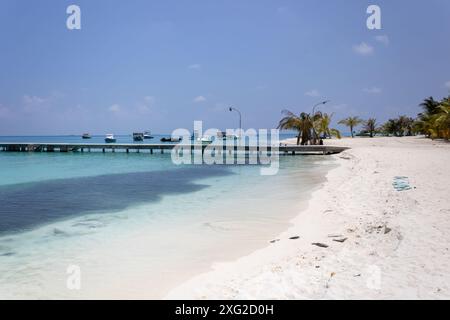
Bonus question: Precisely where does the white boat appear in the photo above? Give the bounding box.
[143,131,153,139]
[190,130,214,144]
[198,135,214,144]
[105,134,116,143]
[202,136,213,143]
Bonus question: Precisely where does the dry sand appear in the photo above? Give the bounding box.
[166,136,450,299]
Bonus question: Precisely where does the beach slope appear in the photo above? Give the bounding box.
[167,136,450,299]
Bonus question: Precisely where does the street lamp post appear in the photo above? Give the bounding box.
[229,106,242,135]
[312,100,330,115]
[311,100,330,144]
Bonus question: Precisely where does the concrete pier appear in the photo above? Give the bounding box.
[0,143,348,155]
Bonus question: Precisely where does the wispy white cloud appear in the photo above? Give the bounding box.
[305,89,320,97]
[23,95,46,105]
[363,87,382,94]
[137,96,156,114]
[188,64,201,70]
[108,104,121,113]
[353,42,374,55]
[21,93,60,112]
[445,81,450,89]
[375,35,389,46]
[193,95,206,103]
[144,96,155,103]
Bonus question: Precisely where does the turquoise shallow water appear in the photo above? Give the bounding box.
[0,139,335,299]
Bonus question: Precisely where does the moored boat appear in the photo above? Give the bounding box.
[199,135,213,144]
[133,132,144,142]
[160,137,182,143]
[105,134,116,143]
[143,131,153,139]
[82,133,91,139]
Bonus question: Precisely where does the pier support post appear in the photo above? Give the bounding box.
[102,148,105,153]
[150,149,153,154]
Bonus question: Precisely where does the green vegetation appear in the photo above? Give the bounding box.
[278,110,341,145]
[414,96,450,140]
[338,117,364,138]
[363,118,377,138]
[380,116,415,137]
[278,96,450,144]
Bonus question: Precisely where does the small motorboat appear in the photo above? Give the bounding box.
[105,134,116,143]
[199,135,214,144]
[133,132,144,142]
[160,137,182,143]
[82,133,91,139]
[143,131,153,139]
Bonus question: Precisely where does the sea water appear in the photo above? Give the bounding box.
[0,138,335,299]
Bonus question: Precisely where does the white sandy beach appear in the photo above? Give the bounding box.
[166,136,450,299]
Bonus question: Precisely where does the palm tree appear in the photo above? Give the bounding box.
[382,119,400,136]
[363,118,377,137]
[434,102,450,140]
[397,115,415,136]
[338,116,363,138]
[419,97,440,115]
[314,112,341,139]
[278,110,313,145]
[415,96,450,139]
[278,110,341,145]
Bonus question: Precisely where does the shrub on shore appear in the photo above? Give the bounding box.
[414,96,450,140]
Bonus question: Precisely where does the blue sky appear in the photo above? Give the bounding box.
[0,0,449,135]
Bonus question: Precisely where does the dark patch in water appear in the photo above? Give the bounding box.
[53,228,69,236]
[71,220,106,229]
[0,252,15,257]
[0,167,232,235]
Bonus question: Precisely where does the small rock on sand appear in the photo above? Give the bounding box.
[312,243,329,248]
[327,233,344,238]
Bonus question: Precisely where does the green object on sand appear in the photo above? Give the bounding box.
[392,176,412,191]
